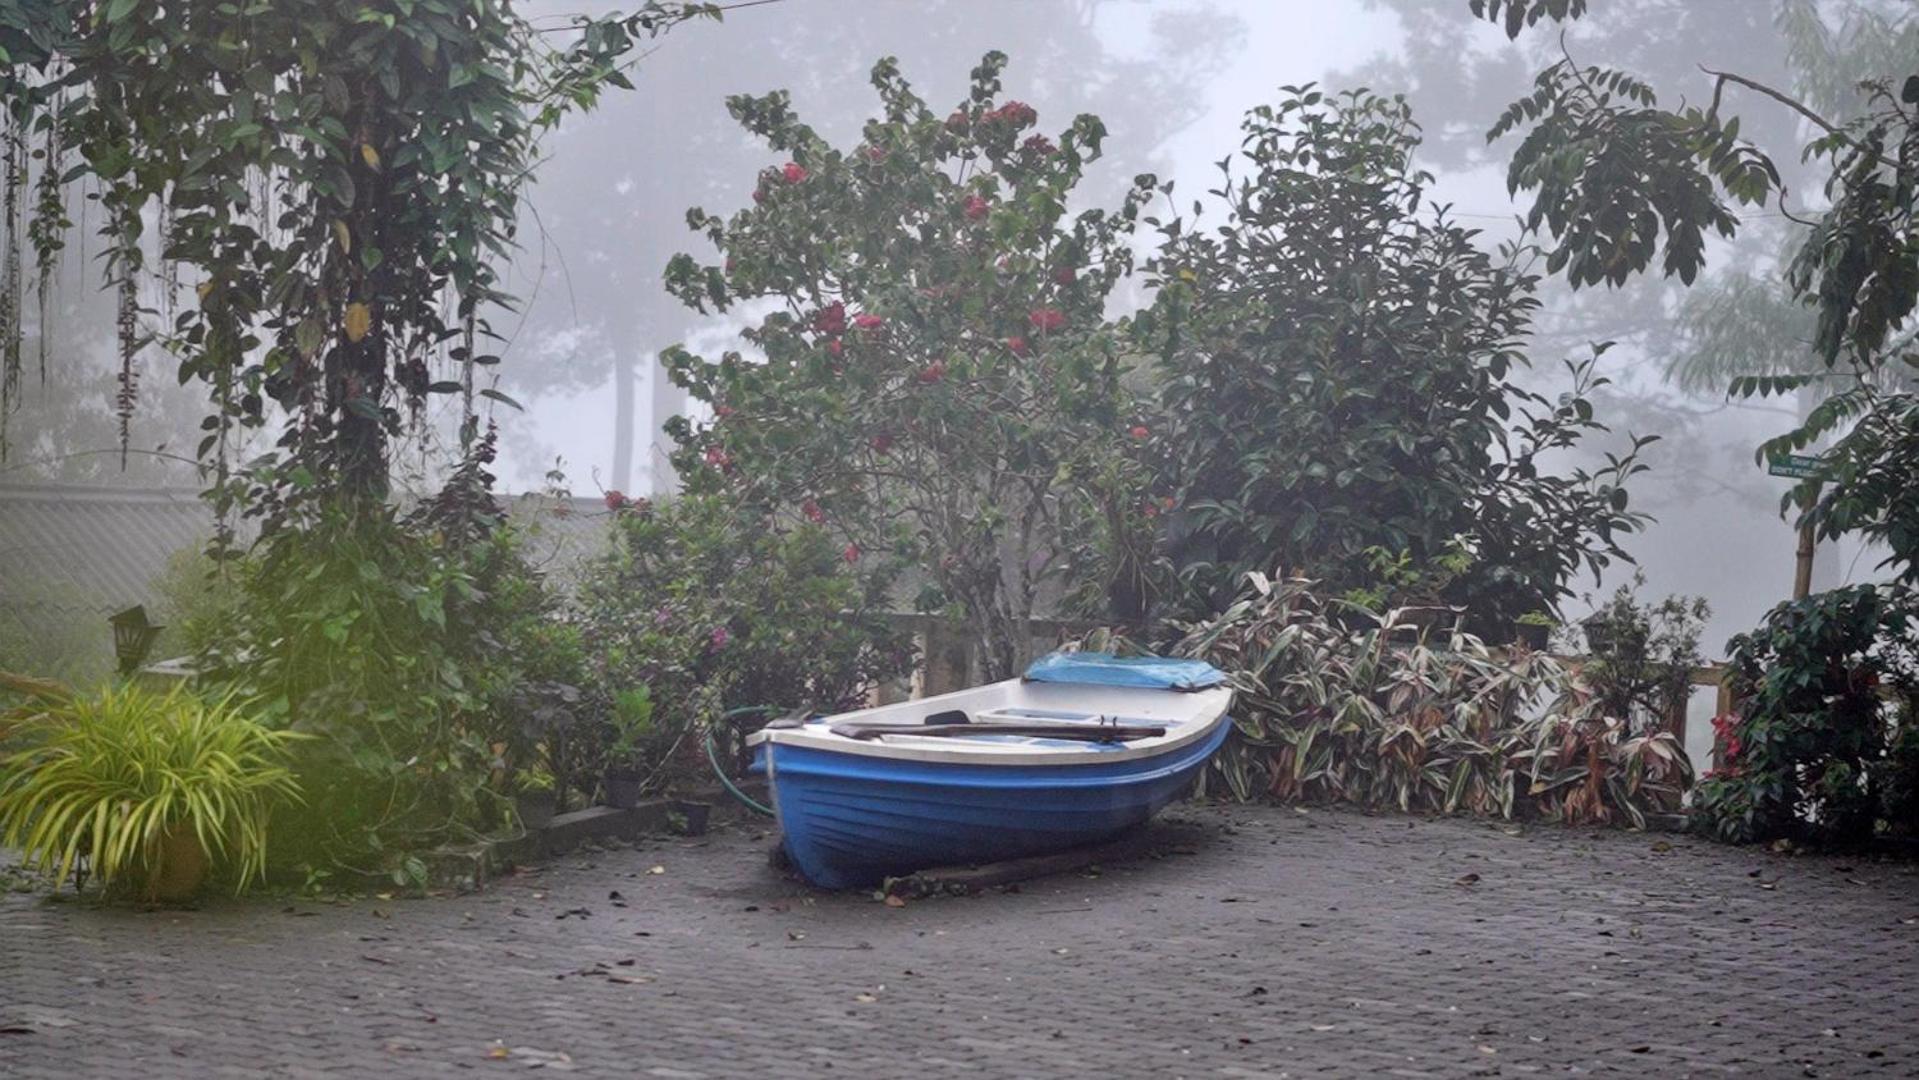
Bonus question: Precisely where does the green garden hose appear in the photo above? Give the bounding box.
[708,706,779,817]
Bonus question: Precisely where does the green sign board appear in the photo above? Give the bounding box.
[1767,452,1826,480]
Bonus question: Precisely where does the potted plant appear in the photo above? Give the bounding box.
[667,793,712,837]
[514,767,558,830]
[0,679,304,901]
[1515,611,1555,651]
[601,687,655,810]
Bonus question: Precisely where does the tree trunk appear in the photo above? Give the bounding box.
[612,355,635,493]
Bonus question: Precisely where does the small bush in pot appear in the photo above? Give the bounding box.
[601,687,655,809]
[0,680,304,899]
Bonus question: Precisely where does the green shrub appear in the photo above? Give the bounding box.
[1135,88,1651,628]
[0,680,304,897]
[575,492,912,795]
[197,436,581,880]
[1176,573,1690,826]
[1693,586,1919,845]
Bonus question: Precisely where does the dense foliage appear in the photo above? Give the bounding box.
[1694,585,1919,845]
[1176,573,1691,827]
[0,679,304,896]
[1135,88,1651,627]
[574,492,911,795]
[662,52,1152,678]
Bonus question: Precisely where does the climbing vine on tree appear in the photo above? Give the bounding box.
[662,52,1154,678]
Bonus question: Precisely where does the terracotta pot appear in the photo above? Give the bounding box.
[147,824,210,902]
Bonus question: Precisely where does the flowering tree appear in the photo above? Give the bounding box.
[661,53,1153,678]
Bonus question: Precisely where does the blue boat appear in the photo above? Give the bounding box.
[746,653,1234,889]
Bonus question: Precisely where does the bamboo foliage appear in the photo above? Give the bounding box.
[1179,573,1692,825]
[0,682,305,896]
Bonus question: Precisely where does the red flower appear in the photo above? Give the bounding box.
[709,626,730,650]
[1053,266,1077,285]
[714,404,736,419]
[802,499,825,524]
[752,188,764,204]
[826,339,844,358]
[870,432,894,454]
[853,313,885,331]
[862,145,887,162]
[963,194,989,221]
[843,543,861,563]
[918,361,946,384]
[1022,134,1057,156]
[1005,336,1029,356]
[1028,307,1066,332]
[1158,496,1175,512]
[703,446,732,469]
[814,301,847,336]
[1128,424,1150,440]
[987,101,1037,128]
[603,490,628,510]
[782,162,808,184]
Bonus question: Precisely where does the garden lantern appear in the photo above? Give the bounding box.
[109,605,165,676]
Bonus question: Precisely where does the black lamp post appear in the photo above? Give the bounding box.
[109,605,165,676]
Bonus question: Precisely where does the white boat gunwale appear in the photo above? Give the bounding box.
[747,678,1235,767]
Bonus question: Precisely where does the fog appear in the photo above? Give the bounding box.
[6,0,1905,725]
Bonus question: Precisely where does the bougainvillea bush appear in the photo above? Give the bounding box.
[1693,586,1919,846]
[574,493,911,794]
[1176,573,1691,827]
[661,52,1154,678]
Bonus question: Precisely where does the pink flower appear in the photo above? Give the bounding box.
[814,301,847,336]
[863,145,887,163]
[826,339,844,358]
[853,313,885,331]
[603,490,628,510]
[709,626,731,650]
[1005,336,1029,356]
[703,446,732,469]
[714,404,736,418]
[1053,266,1077,285]
[1022,134,1056,156]
[1128,425,1150,441]
[869,432,894,454]
[917,360,946,384]
[842,543,861,563]
[782,162,808,184]
[963,194,989,221]
[1028,307,1066,332]
[802,499,825,524]
[945,110,969,131]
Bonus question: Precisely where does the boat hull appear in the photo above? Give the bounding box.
[755,716,1229,889]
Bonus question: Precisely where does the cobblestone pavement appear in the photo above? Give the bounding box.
[4,804,1918,1078]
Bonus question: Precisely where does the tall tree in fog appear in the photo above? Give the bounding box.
[506,0,1239,493]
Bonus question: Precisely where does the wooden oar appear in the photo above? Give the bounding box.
[828,721,1167,743]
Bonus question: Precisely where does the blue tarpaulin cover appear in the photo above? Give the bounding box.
[1021,652,1228,691]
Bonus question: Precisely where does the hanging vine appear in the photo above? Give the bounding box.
[0,108,23,458]
[0,0,720,500]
